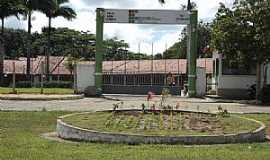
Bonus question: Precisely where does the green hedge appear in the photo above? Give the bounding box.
[15,81,32,88]
[43,81,73,88]
[15,81,73,88]
[259,85,270,103]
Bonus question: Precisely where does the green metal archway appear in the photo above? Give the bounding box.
[95,8,198,97]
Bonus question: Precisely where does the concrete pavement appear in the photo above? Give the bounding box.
[0,95,269,114]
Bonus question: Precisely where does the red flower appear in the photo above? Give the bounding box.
[147,91,155,101]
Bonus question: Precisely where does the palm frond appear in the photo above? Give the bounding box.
[52,6,76,20]
[159,0,165,4]
[57,0,69,5]
[0,0,25,19]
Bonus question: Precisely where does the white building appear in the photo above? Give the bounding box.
[212,52,270,99]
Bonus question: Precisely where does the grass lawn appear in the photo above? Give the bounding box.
[0,111,270,160]
[0,87,74,95]
[63,111,260,136]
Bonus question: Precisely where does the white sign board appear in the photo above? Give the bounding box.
[104,9,190,25]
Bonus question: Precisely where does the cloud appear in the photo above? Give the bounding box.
[5,17,24,30]
[4,0,234,55]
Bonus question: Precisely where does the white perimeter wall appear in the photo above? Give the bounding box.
[75,63,95,93]
[218,63,270,90]
[218,75,256,89]
[196,67,206,96]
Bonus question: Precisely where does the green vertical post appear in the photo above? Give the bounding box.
[187,10,198,97]
[95,8,104,95]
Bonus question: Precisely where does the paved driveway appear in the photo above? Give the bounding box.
[0,96,270,113]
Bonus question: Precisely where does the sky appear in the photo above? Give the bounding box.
[5,0,234,55]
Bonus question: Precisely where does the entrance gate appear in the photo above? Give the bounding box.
[95,8,198,97]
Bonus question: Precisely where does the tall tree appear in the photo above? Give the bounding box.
[163,22,212,59]
[23,0,51,79]
[41,0,76,80]
[0,0,24,85]
[0,0,23,34]
[211,1,270,101]
[104,38,129,60]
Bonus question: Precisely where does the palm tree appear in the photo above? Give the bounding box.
[0,0,24,85]
[159,0,165,3]
[41,0,76,80]
[0,0,24,34]
[23,0,52,80]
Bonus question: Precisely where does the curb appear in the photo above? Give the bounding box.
[57,111,267,145]
[0,94,84,101]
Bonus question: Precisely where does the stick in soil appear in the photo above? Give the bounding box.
[178,112,182,130]
[135,114,143,129]
[104,113,114,128]
[113,115,124,129]
[159,112,164,130]
[170,111,173,130]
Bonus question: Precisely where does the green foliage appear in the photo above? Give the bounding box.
[141,103,146,113]
[161,88,170,107]
[42,81,73,88]
[211,1,270,100]
[15,81,72,88]
[36,28,96,59]
[0,87,73,94]
[104,38,151,60]
[15,81,32,88]
[41,0,76,20]
[211,1,270,65]
[163,22,212,59]
[2,28,29,58]
[2,27,148,61]
[64,54,78,74]
[0,0,24,26]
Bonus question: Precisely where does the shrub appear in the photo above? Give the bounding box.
[43,81,73,88]
[15,81,73,88]
[259,85,270,103]
[15,81,32,88]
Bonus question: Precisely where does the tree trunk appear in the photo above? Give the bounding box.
[263,64,267,87]
[256,62,262,103]
[26,11,32,80]
[46,17,51,81]
[1,18,4,35]
[0,18,5,86]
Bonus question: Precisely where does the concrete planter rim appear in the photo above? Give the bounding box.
[57,110,266,139]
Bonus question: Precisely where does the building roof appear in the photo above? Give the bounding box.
[4,56,213,75]
[103,59,213,74]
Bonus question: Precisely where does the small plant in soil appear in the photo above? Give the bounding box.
[105,113,114,128]
[41,107,47,112]
[112,102,124,112]
[147,91,155,108]
[159,111,164,130]
[63,111,261,136]
[141,103,146,113]
[178,112,182,130]
[160,88,170,108]
[217,106,230,117]
[170,110,173,130]
[151,103,156,111]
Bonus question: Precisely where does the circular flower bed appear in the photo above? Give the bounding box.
[57,110,266,145]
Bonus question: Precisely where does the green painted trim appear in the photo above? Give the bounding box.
[187,10,198,97]
[95,8,104,95]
